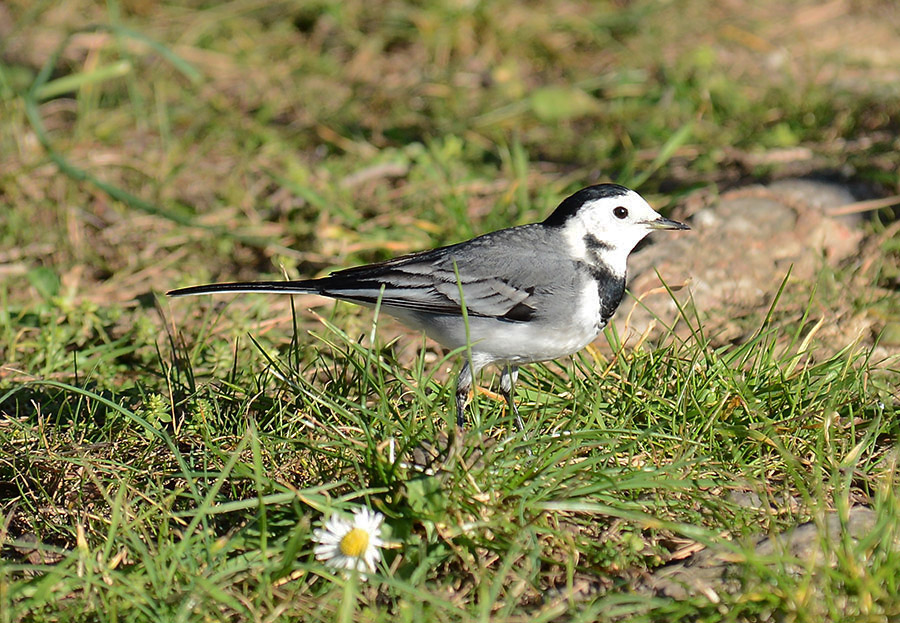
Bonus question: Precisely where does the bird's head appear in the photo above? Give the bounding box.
[543,183,689,273]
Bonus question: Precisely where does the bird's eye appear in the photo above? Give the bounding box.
[613,206,628,219]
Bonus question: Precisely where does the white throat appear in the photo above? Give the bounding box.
[562,221,631,276]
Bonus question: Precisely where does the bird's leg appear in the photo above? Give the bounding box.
[455,360,473,429]
[500,365,525,433]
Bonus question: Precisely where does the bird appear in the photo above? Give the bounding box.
[167,183,689,431]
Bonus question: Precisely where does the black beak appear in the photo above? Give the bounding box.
[648,216,690,231]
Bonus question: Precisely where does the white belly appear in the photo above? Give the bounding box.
[385,281,605,369]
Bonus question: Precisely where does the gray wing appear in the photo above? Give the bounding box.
[315,225,571,321]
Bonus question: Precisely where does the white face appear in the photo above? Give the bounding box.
[562,189,687,274]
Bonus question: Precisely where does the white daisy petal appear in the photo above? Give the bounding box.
[311,505,387,581]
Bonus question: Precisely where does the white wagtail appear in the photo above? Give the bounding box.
[168,184,689,430]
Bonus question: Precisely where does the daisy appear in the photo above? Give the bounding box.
[312,506,385,578]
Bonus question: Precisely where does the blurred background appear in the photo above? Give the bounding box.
[4,0,900,379]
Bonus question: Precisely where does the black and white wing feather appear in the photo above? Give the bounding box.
[302,227,551,321]
[167,225,573,323]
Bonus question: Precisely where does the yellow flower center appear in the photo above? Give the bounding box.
[339,528,369,557]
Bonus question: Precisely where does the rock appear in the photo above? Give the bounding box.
[619,178,869,346]
[637,507,882,602]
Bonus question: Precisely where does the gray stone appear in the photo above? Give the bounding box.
[618,178,868,346]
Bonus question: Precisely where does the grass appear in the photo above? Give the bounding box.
[2,306,898,621]
[2,0,900,621]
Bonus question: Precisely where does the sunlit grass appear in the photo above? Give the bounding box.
[3,288,897,620]
[2,0,900,620]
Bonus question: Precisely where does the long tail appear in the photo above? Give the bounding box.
[166,280,321,297]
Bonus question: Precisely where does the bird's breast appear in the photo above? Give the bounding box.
[376,265,625,369]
